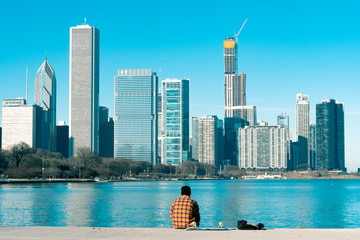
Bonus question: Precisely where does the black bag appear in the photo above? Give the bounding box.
[237,220,264,230]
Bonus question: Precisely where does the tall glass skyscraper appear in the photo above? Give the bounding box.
[161,78,189,165]
[316,99,345,170]
[114,69,158,164]
[224,37,246,165]
[69,24,99,156]
[296,93,310,170]
[35,56,56,151]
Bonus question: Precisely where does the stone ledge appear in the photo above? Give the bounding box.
[1,227,360,240]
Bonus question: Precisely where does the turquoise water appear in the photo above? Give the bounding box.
[0,179,360,228]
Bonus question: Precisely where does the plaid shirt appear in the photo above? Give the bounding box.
[170,195,200,229]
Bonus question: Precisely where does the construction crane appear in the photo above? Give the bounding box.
[234,19,248,43]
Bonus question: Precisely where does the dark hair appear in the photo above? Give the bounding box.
[181,186,191,196]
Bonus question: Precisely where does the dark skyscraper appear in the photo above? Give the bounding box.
[316,99,345,170]
[309,124,317,170]
[99,106,114,158]
[224,37,247,165]
[56,122,69,158]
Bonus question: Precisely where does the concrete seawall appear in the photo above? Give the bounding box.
[1,227,360,240]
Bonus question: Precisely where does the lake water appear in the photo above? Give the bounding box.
[0,179,360,228]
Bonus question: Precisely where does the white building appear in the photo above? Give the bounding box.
[69,24,99,156]
[238,125,288,169]
[2,99,42,149]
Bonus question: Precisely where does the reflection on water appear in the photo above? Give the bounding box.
[0,180,360,228]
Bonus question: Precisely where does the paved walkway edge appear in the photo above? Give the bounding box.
[1,227,360,240]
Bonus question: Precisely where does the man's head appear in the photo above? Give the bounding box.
[181,186,191,196]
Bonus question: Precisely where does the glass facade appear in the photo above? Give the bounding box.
[316,99,345,170]
[162,79,189,165]
[35,58,56,152]
[224,37,237,74]
[114,69,158,164]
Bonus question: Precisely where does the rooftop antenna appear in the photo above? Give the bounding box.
[84,18,87,25]
[45,51,47,61]
[26,65,28,104]
[234,19,248,43]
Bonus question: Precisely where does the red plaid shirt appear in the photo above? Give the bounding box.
[170,195,200,229]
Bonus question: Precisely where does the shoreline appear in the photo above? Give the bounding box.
[1,227,360,240]
[1,176,360,184]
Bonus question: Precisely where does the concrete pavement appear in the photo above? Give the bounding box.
[1,227,360,240]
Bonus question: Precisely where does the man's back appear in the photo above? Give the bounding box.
[170,195,200,229]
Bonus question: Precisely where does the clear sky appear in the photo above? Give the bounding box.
[0,0,359,171]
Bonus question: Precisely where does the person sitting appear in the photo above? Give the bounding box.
[170,186,200,229]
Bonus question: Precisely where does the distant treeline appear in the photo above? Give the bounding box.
[0,142,243,179]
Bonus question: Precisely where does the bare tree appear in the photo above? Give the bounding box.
[76,147,100,168]
[10,142,32,168]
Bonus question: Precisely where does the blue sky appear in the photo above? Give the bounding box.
[0,0,359,171]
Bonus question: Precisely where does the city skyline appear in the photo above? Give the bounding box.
[0,1,359,171]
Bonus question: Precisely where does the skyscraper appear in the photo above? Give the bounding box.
[238,125,288,169]
[316,99,345,170]
[192,116,221,166]
[296,93,310,170]
[114,69,158,164]
[309,124,317,170]
[69,24,99,156]
[157,93,163,162]
[34,56,56,151]
[233,105,257,126]
[56,121,69,158]
[162,78,190,165]
[277,113,289,135]
[278,113,291,169]
[99,106,114,158]
[224,37,247,165]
